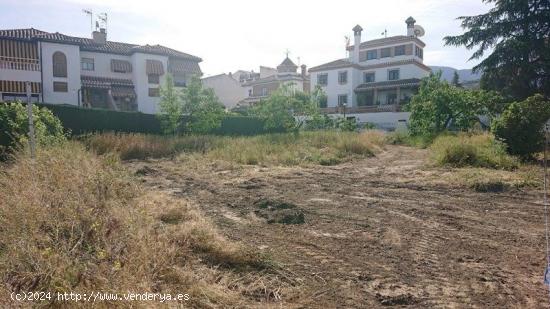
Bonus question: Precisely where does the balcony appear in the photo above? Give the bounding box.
[0,56,40,71]
[320,104,404,114]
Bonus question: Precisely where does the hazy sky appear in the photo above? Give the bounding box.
[1,0,492,76]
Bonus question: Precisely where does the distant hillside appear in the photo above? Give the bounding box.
[429,66,482,83]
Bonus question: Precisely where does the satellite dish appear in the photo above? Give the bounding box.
[414,25,425,37]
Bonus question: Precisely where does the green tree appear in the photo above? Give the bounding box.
[406,72,503,135]
[452,71,461,87]
[491,94,550,158]
[252,83,321,132]
[181,76,226,134]
[444,0,550,100]
[157,74,183,135]
[0,102,66,157]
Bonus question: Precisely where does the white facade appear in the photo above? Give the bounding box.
[202,73,245,110]
[0,28,202,114]
[309,17,431,130]
[41,41,81,105]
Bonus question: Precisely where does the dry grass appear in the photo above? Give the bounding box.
[429,133,519,170]
[0,143,283,308]
[85,131,386,166]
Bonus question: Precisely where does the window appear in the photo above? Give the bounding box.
[52,51,67,77]
[148,74,160,84]
[81,58,94,71]
[364,72,375,83]
[338,71,348,84]
[415,46,423,59]
[317,73,328,86]
[381,48,391,58]
[262,88,268,96]
[338,94,348,106]
[386,92,397,105]
[388,69,400,81]
[359,51,367,62]
[148,87,160,97]
[394,45,406,56]
[366,50,377,60]
[53,81,68,92]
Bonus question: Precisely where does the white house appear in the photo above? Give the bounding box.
[202,73,245,110]
[0,27,202,114]
[309,17,431,129]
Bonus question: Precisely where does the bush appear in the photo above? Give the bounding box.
[491,94,550,159]
[0,101,66,157]
[430,133,518,169]
[385,130,438,148]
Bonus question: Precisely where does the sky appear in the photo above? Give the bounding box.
[0,0,492,76]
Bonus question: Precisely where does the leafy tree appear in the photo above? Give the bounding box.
[157,74,183,135]
[444,0,550,100]
[452,71,461,87]
[0,102,66,157]
[252,83,321,132]
[181,76,226,134]
[406,72,503,135]
[491,94,550,158]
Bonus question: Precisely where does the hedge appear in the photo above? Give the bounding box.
[28,103,278,136]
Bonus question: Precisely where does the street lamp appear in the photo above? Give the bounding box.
[342,103,347,118]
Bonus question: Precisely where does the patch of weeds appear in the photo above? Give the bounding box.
[471,180,507,193]
[158,209,185,224]
[254,199,304,224]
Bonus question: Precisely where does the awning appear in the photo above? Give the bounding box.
[146,59,164,75]
[168,59,201,74]
[110,59,132,73]
[112,86,136,98]
[0,80,41,93]
[81,76,136,98]
[355,78,421,92]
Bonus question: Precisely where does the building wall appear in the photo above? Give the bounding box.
[359,63,429,84]
[41,41,80,105]
[357,42,424,65]
[310,69,354,108]
[79,51,133,80]
[202,73,245,109]
[131,52,168,114]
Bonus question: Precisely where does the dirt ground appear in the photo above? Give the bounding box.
[127,145,548,308]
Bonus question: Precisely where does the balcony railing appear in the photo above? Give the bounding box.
[320,104,403,114]
[0,56,40,71]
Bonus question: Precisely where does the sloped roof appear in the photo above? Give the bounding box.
[241,73,308,86]
[309,58,431,73]
[0,28,201,61]
[309,59,358,72]
[355,78,422,91]
[279,57,297,67]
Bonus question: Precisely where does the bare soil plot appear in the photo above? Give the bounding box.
[127,145,547,308]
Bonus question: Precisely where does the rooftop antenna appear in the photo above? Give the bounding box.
[97,12,108,31]
[345,35,350,58]
[381,29,388,38]
[82,9,93,32]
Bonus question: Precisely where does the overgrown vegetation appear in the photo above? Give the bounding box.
[0,101,66,159]
[429,133,518,169]
[491,94,550,159]
[0,143,275,307]
[157,75,226,134]
[85,131,386,166]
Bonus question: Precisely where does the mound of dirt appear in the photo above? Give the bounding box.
[253,199,305,224]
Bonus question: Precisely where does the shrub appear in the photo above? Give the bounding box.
[491,94,550,159]
[0,101,66,157]
[385,130,438,148]
[430,133,518,169]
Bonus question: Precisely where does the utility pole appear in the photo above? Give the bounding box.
[26,82,36,159]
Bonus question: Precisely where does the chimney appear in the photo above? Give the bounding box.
[92,28,107,44]
[352,25,363,63]
[406,17,416,36]
[301,64,307,78]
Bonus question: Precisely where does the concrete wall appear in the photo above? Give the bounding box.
[202,73,246,109]
[131,52,168,114]
[329,112,411,130]
[41,41,80,105]
[310,69,354,107]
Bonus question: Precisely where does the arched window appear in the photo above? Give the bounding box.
[52,51,67,77]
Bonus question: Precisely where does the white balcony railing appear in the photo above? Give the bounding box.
[0,56,40,71]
